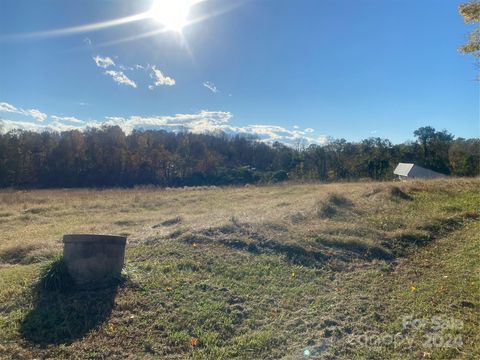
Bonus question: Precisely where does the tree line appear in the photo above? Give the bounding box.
[0,125,478,188]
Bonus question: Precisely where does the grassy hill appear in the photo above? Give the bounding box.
[0,179,479,359]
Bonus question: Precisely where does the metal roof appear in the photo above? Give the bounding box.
[393,163,446,178]
[393,163,415,176]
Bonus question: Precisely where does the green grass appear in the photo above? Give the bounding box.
[0,179,479,359]
[344,221,480,359]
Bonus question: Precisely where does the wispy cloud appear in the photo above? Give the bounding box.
[27,109,48,122]
[92,56,176,91]
[0,102,18,113]
[0,102,47,122]
[104,70,137,88]
[119,64,134,71]
[93,54,136,88]
[203,81,219,93]
[83,37,92,46]
[93,55,115,69]
[149,65,175,88]
[0,101,327,146]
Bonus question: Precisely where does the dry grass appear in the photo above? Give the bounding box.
[0,183,359,264]
[0,178,478,359]
[1,179,476,265]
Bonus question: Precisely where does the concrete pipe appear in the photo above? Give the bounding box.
[63,234,126,288]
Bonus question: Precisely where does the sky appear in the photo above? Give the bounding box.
[0,0,479,145]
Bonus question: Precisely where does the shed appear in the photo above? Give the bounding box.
[393,163,446,181]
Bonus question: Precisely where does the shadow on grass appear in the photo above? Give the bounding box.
[20,258,119,345]
[0,244,46,265]
[181,222,330,267]
[386,212,480,257]
[220,237,330,267]
[315,237,393,260]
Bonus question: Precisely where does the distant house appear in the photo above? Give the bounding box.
[393,163,447,181]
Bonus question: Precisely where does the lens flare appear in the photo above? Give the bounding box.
[149,0,194,32]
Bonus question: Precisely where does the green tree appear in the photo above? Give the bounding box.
[449,138,480,176]
[413,127,454,173]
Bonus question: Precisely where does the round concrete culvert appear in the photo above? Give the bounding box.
[63,234,127,288]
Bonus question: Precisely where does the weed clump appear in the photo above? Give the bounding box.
[316,193,353,218]
[22,207,48,215]
[39,256,75,292]
[317,203,337,218]
[152,216,182,228]
[327,194,353,207]
[389,186,413,201]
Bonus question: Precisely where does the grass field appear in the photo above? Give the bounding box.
[0,179,479,359]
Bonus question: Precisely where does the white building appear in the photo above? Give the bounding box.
[393,163,447,181]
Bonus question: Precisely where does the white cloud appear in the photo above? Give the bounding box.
[1,101,326,146]
[0,102,47,122]
[0,102,19,113]
[26,109,48,122]
[0,119,79,133]
[83,37,92,46]
[93,55,115,69]
[102,111,232,135]
[51,115,85,124]
[98,112,325,145]
[104,70,137,88]
[203,81,218,93]
[93,54,136,87]
[149,65,175,88]
[91,57,174,90]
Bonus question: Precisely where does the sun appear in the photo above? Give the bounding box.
[149,0,194,32]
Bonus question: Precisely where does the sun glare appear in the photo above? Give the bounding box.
[149,0,194,32]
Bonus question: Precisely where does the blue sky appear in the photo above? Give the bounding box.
[0,0,478,144]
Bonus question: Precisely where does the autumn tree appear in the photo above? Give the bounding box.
[459,1,480,77]
[0,125,478,188]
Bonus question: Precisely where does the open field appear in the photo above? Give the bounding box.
[0,179,479,359]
